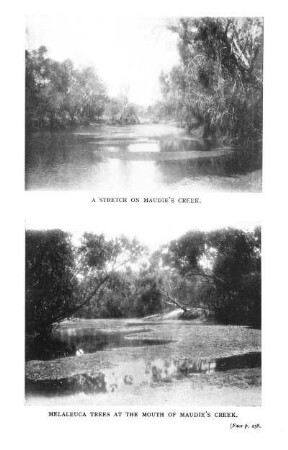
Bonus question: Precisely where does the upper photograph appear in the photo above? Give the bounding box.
[25,17,263,192]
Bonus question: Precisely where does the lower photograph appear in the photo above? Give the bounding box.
[25,223,261,406]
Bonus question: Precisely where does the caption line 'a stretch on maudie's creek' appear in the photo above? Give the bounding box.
[91,197,201,204]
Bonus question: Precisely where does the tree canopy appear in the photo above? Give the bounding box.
[26,46,107,130]
[26,227,261,335]
[26,230,78,333]
[158,18,263,145]
[26,231,144,333]
[159,227,261,326]
[26,46,141,130]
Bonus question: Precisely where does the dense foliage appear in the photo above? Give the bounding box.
[26,227,261,335]
[26,46,107,130]
[160,227,261,326]
[26,230,78,333]
[77,269,163,319]
[158,18,263,145]
[104,96,140,125]
[26,231,144,333]
[25,47,140,130]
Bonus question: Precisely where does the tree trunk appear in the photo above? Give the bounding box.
[159,289,187,312]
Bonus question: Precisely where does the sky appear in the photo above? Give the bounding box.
[25,195,261,251]
[26,16,180,105]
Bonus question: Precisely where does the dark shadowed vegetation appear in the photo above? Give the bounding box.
[26,230,144,333]
[26,227,261,338]
[158,227,261,327]
[151,18,263,146]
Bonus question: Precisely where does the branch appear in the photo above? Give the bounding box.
[159,288,187,311]
[68,254,85,283]
[232,37,250,70]
[160,298,177,307]
[71,274,111,314]
[42,273,112,330]
[224,19,233,35]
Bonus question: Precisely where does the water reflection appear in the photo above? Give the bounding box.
[177,352,261,376]
[128,142,159,153]
[25,327,173,361]
[25,352,261,397]
[157,149,261,183]
[25,124,261,191]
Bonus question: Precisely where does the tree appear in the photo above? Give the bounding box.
[208,227,261,325]
[160,227,261,326]
[72,233,144,316]
[26,228,261,332]
[26,230,78,333]
[161,18,263,145]
[104,96,140,125]
[25,231,144,334]
[77,270,134,319]
[25,47,108,130]
[130,267,164,317]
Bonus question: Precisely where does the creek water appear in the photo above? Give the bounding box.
[25,318,261,405]
[25,123,261,192]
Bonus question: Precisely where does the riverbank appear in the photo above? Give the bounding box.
[26,368,261,406]
[25,319,261,406]
[26,113,141,133]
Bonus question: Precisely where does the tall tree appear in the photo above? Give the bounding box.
[160,227,261,326]
[26,230,77,333]
[161,18,263,145]
[25,47,107,130]
[25,231,144,333]
[72,233,144,316]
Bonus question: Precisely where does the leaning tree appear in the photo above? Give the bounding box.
[25,230,144,334]
[158,227,261,326]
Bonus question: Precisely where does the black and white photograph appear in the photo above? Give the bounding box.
[25,17,263,193]
[25,216,261,406]
[3,0,288,446]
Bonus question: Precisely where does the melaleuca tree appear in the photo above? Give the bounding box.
[26,230,78,333]
[74,233,144,313]
[162,227,261,326]
[26,231,145,333]
[25,47,107,130]
[161,18,263,145]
